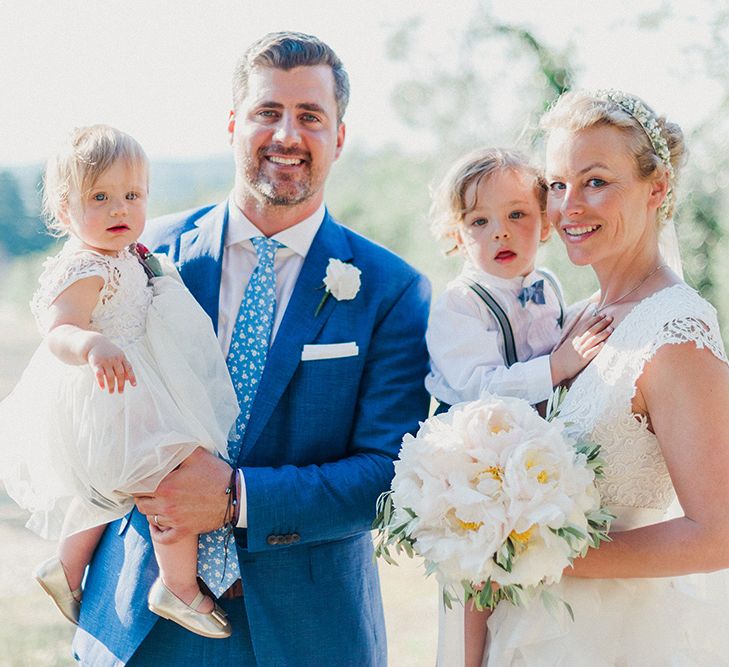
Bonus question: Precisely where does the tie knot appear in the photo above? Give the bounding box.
[251,236,284,264]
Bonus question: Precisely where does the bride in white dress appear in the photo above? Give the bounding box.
[443,90,729,666]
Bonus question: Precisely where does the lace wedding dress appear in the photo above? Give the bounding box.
[0,240,237,540]
[439,283,729,666]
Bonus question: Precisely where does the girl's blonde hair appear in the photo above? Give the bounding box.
[430,147,547,242]
[42,124,148,235]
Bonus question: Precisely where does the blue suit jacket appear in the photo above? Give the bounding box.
[73,203,431,665]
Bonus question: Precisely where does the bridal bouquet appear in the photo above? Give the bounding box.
[373,391,612,614]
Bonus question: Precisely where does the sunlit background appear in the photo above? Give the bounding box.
[1,1,728,664]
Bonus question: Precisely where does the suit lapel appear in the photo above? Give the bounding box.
[178,202,228,332]
[237,213,353,463]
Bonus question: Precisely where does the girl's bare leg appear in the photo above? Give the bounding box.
[58,525,107,594]
[152,531,213,613]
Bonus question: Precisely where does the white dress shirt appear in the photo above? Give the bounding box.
[218,196,325,527]
[425,262,563,406]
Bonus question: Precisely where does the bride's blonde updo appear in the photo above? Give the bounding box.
[539,90,686,221]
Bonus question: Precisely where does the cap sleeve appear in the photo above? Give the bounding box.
[649,309,728,366]
[30,245,110,334]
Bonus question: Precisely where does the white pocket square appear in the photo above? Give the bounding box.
[301,342,359,361]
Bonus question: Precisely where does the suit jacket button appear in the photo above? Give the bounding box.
[267,535,279,545]
[291,533,300,543]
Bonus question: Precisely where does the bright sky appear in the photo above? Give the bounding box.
[0,0,722,166]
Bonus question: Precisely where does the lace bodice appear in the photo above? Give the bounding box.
[559,284,728,512]
[31,240,152,346]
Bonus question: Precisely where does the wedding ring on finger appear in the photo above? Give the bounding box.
[154,514,161,528]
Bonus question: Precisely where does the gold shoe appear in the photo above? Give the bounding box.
[34,557,81,625]
[147,578,232,639]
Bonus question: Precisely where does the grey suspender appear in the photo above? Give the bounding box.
[435,276,565,415]
[465,280,519,368]
[535,268,566,328]
[465,273,566,369]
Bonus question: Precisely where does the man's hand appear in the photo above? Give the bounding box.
[134,447,233,545]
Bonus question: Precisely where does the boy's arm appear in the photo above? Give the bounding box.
[427,288,554,404]
[429,288,613,403]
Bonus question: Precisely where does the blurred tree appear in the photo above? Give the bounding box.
[387,3,574,159]
[328,146,454,290]
[0,171,49,256]
[638,4,729,331]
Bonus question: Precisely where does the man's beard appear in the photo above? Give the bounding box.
[254,176,312,206]
[246,147,314,206]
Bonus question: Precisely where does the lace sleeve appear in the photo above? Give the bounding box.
[30,247,110,333]
[650,314,728,365]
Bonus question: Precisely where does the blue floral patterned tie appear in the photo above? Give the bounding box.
[198,236,283,596]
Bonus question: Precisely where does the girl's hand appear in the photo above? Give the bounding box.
[550,312,613,385]
[86,338,136,393]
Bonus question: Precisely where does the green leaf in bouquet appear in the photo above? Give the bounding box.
[442,588,455,610]
[563,524,587,540]
[587,508,615,527]
[540,588,559,614]
[473,583,495,611]
[495,539,515,571]
[501,584,524,607]
[463,580,494,611]
[538,587,576,621]
[390,520,410,536]
[402,539,415,558]
[376,545,397,566]
[550,523,587,549]
[424,561,440,578]
[373,490,395,530]
[546,386,569,422]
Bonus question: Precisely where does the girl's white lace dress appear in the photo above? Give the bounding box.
[438,283,729,666]
[0,241,238,540]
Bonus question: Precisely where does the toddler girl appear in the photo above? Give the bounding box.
[426,147,612,666]
[0,125,238,639]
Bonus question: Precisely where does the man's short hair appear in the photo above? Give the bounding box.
[232,31,350,124]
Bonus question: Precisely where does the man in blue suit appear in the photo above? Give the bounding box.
[73,31,430,665]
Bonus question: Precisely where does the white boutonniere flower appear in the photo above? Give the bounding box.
[315,258,362,316]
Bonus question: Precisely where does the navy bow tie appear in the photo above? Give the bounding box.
[517,279,546,307]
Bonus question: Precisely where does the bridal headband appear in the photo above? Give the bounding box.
[592,89,675,221]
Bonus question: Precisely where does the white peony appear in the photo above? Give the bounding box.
[376,392,612,612]
[323,258,361,301]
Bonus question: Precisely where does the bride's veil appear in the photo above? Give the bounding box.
[658,218,684,280]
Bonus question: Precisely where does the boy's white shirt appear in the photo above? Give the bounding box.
[425,261,562,406]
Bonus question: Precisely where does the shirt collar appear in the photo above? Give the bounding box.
[461,262,540,291]
[225,194,325,258]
